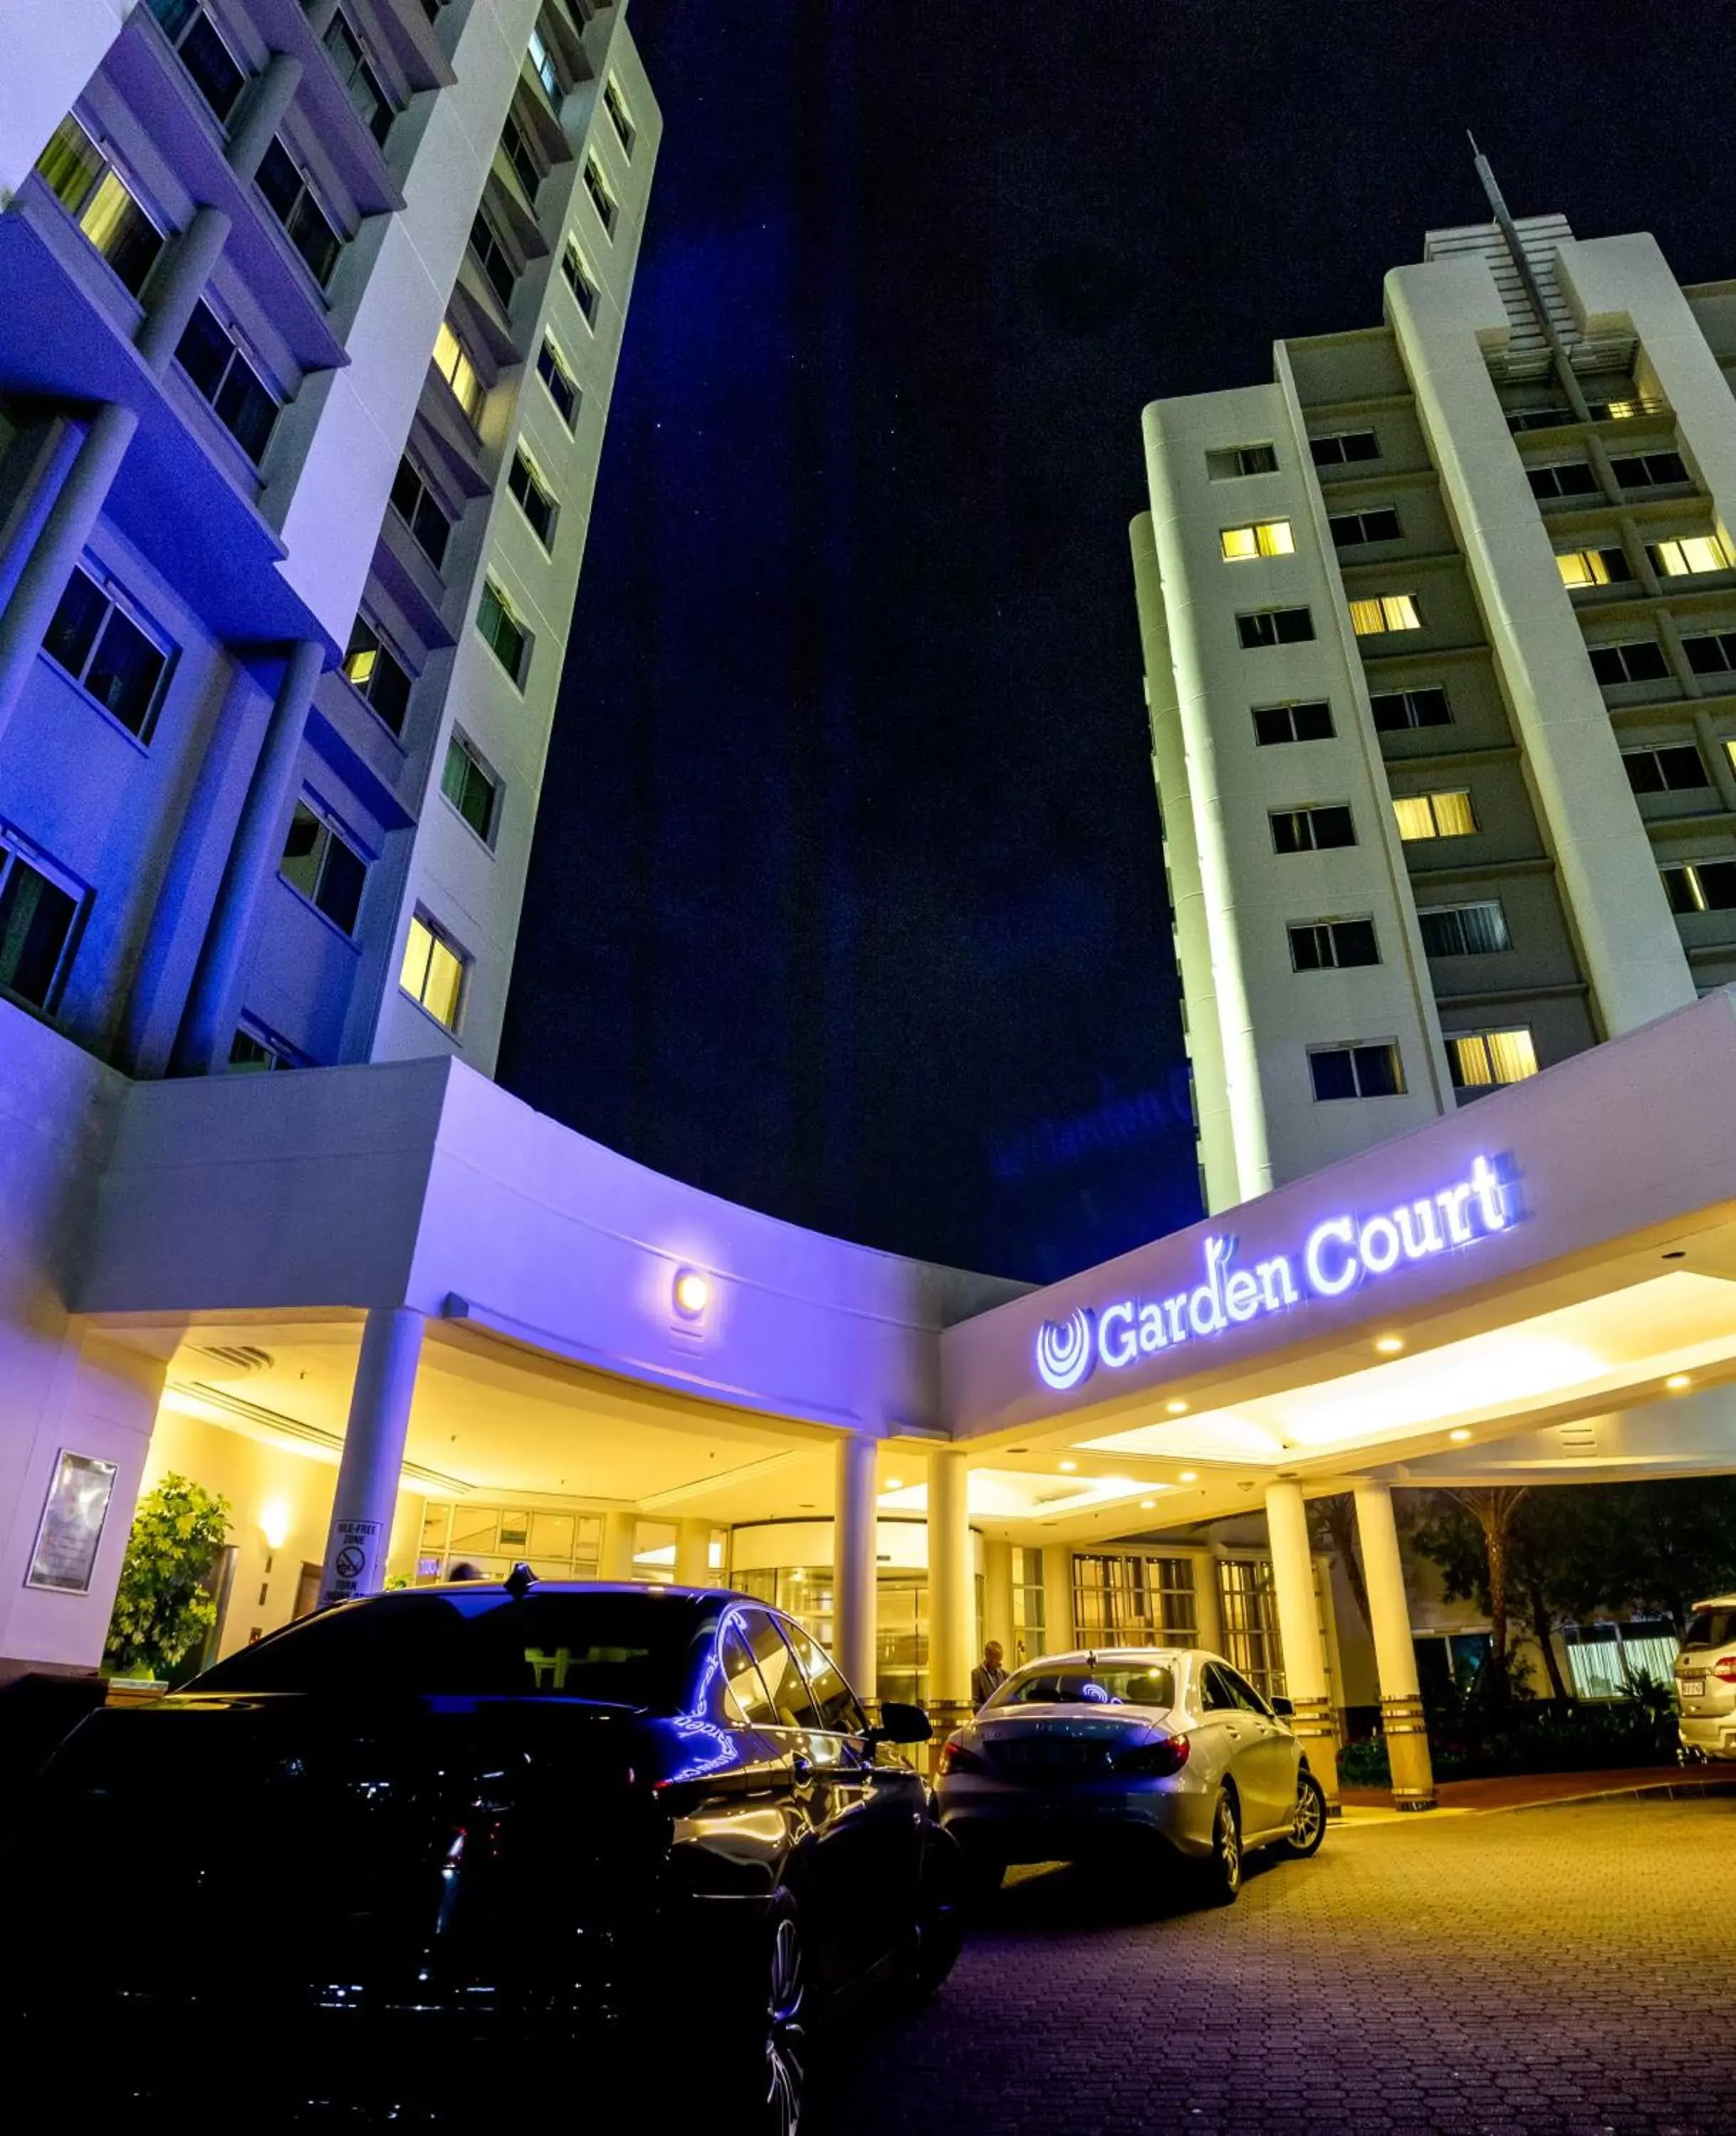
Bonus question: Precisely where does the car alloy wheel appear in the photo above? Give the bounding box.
[1285,1769,1327,1858]
[764,1910,807,2136]
[1206,1786,1241,1903]
[906,1833,966,2000]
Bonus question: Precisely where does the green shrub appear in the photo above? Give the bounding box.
[103,1473,231,1680]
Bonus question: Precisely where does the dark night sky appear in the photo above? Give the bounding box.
[497,0,1734,1284]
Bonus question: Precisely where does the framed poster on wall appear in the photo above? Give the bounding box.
[26,1452,119,1594]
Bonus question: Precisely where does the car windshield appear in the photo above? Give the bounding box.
[989,1663,1176,1710]
[1682,1608,1736,1651]
[191,1589,703,1707]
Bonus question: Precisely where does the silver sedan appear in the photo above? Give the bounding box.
[934,1647,1327,1902]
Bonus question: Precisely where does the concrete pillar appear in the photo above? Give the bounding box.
[1193,1546,1225,1656]
[1265,1482,1341,1811]
[0,402,139,745]
[1354,1481,1436,1811]
[136,205,234,375]
[674,1519,713,1588]
[1041,1544,1075,1659]
[318,1307,422,1605]
[926,1448,972,1714]
[832,1433,878,1702]
[982,1538,1014,1660]
[226,53,305,187]
[599,1511,638,1581]
[172,638,323,1075]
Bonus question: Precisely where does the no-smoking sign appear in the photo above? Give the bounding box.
[321,1517,385,1604]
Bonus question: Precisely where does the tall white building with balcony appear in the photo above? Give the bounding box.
[1133,187,1736,1213]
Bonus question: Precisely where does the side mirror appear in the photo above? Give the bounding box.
[1269,1694,1295,1718]
[872,1700,933,1746]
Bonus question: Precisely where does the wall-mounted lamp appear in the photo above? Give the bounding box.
[673,1267,711,1319]
[260,1498,291,1552]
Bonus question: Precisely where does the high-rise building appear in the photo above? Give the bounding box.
[0,0,657,1084]
[1132,171,1736,1213]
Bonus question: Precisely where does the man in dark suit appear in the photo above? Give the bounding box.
[970,1640,1008,1710]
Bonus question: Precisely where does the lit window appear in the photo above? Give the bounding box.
[1252,699,1334,746]
[1309,1042,1403,1101]
[400,909,468,1030]
[145,0,247,122]
[33,115,163,295]
[1206,442,1277,479]
[527,23,563,103]
[1622,745,1709,795]
[1270,804,1355,854]
[41,564,171,738]
[1329,508,1401,546]
[432,318,484,427]
[1220,519,1295,562]
[441,731,501,842]
[1650,534,1732,578]
[582,156,617,236]
[1236,606,1314,649]
[1416,901,1510,957]
[605,75,636,154]
[507,447,557,547]
[279,799,367,934]
[476,578,530,683]
[1447,1029,1538,1089]
[1555,547,1629,589]
[0,834,83,1012]
[1369,686,1451,732]
[389,457,452,570]
[1288,918,1379,971]
[1663,861,1736,914]
[1348,593,1421,635]
[1589,639,1670,686]
[341,617,412,735]
[562,241,599,324]
[1310,430,1379,467]
[1392,789,1476,840]
[175,299,278,462]
[1726,740,1736,780]
[535,336,579,428]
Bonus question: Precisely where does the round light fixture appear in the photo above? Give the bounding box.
[1139,1498,1156,1511]
[1179,1470,1198,1483]
[672,1267,711,1317]
[883,1477,904,1492]
[1374,1335,1405,1356]
[259,1497,291,1552]
[1666,1373,1692,1392]
[1058,1459,1078,1473]
[1165,1399,1188,1415]
[1448,1428,1471,1443]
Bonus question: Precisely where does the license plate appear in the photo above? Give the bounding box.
[1680,1677,1706,1697]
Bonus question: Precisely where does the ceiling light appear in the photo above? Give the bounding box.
[1165,1399,1188,1415]
[883,1477,904,1492]
[259,1497,291,1551]
[1448,1428,1471,1443]
[1374,1335,1405,1355]
[1139,1498,1156,1511]
[1058,1459,1077,1473]
[672,1268,711,1317]
[1179,1470,1198,1483]
[1666,1373,1692,1391]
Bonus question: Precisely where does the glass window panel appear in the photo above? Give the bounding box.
[423,935,464,1027]
[0,856,78,1007]
[36,115,104,214]
[85,607,166,733]
[528,1512,573,1561]
[1392,795,1436,841]
[278,801,324,900]
[1309,1047,1358,1101]
[1431,789,1476,836]
[79,169,162,293]
[399,913,435,997]
[315,832,365,933]
[1485,1029,1538,1083]
[43,568,110,683]
[448,1507,497,1556]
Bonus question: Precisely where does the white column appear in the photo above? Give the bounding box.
[927,1448,972,1710]
[600,1510,639,1581]
[319,1307,423,1606]
[1353,1480,1436,1810]
[674,1519,713,1588]
[1265,1481,1341,1809]
[1041,1544,1074,1658]
[832,1433,879,1702]
[983,1539,1014,1660]
[1192,1546,1225,1655]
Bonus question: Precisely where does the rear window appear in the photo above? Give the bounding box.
[990,1663,1176,1711]
[191,1590,703,1707]
[1683,1608,1736,1651]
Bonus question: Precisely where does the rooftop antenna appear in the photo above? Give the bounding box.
[1467,130,1594,428]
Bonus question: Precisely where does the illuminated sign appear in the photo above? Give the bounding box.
[1033,1153,1515,1394]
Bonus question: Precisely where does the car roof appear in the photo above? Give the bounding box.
[1011,1648,1200,1666]
[1692,1594,1736,1611]
[392,1580,747,1605]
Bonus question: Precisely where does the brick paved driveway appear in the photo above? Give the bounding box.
[812,1795,1736,2136]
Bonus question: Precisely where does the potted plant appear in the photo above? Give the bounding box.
[103,1473,231,1692]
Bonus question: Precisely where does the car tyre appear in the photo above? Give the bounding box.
[718,1889,807,2136]
[1199,1784,1242,1905]
[1282,1769,1328,1858]
[901,1829,965,2001]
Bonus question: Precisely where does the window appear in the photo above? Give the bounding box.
[322,12,393,146]
[33,115,164,295]
[1369,685,1452,732]
[1416,901,1511,957]
[1252,699,1334,746]
[469,209,517,308]
[1609,451,1689,490]
[780,1618,869,1732]
[0,836,82,1012]
[1526,461,1599,501]
[1650,534,1732,578]
[1329,507,1402,546]
[279,799,366,933]
[1589,639,1671,686]
[605,75,636,154]
[1010,1545,1045,1665]
[41,565,169,738]
[1310,429,1379,467]
[1684,630,1736,679]
[145,0,246,122]
[562,240,600,323]
[432,318,484,427]
[1446,1028,1538,1089]
[174,299,278,462]
[1392,788,1477,839]
[1236,605,1314,649]
[389,458,452,570]
[1348,592,1421,635]
[399,909,468,1028]
[1309,1042,1404,1101]
[1506,404,1576,434]
[1556,546,1631,589]
[257,138,342,285]
[441,731,500,842]
[507,447,557,546]
[535,336,579,427]
[1623,744,1710,795]
[1288,917,1379,971]
[1071,1554,1197,1647]
[476,577,530,683]
[527,23,563,104]
[1726,740,1736,781]
[228,1021,299,1073]
[1663,861,1736,914]
[1270,803,1355,853]
[341,617,412,736]
[1206,442,1277,479]
[502,113,542,201]
[1220,519,1294,562]
[583,156,617,235]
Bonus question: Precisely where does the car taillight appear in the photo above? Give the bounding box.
[936,1739,985,1776]
[1116,1733,1191,1779]
[1713,1658,1736,1683]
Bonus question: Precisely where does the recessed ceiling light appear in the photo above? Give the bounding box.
[1179,1470,1198,1483]
[1058,1459,1078,1473]
[1448,1428,1471,1443]
[1166,1399,1188,1415]
[672,1268,711,1316]
[1374,1334,1405,1355]
[1139,1498,1156,1510]
[883,1477,904,1492]
[1666,1373,1692,1391]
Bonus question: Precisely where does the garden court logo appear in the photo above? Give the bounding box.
[1035,1307,1097,1391]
